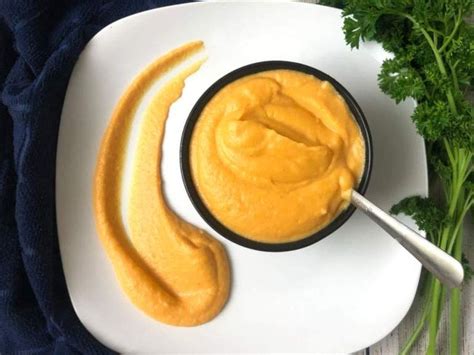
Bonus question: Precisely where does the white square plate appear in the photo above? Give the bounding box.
[57,2,427,353]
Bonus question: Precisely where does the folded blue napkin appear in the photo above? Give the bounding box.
[0,1,189,353]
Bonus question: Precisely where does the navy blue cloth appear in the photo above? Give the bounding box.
[0,1,189,353]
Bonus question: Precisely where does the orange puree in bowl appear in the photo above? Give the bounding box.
[93,41,230,326]
[190,70,365,243]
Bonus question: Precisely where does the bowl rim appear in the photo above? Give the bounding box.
[180,60,373,252]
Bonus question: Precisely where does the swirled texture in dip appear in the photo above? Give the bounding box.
[190,69,365,243]
[94,42,230,326]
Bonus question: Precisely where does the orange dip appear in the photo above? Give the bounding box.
[93,41,230,326]
[190,69,365,243]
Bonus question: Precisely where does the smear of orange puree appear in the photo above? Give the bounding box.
[93,41,230,326]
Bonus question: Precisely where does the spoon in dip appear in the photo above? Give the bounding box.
[181,60,464,289]
[350,190,464,288]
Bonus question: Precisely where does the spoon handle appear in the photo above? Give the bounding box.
[350,190,464,288]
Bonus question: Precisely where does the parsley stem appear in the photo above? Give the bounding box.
[439,10,463,53]
[447,148,470,220]
[404,15,459,116]
[427,279,443,354]
[384,11,458,115]
[448,61,460,93]
[450,287,461,354]
[449,223,463,355]
[448,203,468,254]
[429,28,444,39]
[444,139,455,167]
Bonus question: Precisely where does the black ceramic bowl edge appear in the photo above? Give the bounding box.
[180,61,373,252]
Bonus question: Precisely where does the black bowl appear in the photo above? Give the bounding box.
[180,61,373,252]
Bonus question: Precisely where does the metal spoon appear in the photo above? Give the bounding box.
[351,190,464,288]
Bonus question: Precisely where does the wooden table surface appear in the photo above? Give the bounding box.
[299,1,474,353]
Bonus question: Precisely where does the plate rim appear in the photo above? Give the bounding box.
[56,2,428,353]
